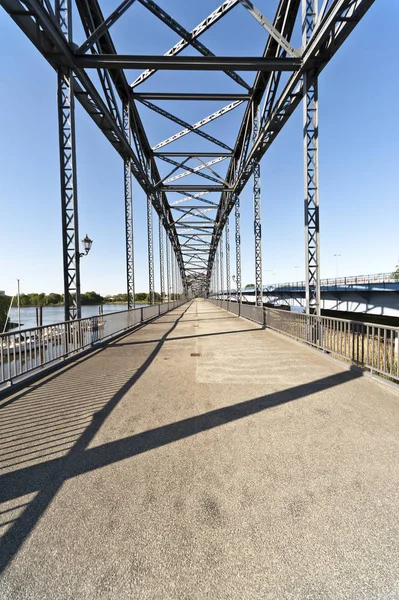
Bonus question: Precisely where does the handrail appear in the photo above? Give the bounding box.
[0,301,185,388]
[209,299,399,383]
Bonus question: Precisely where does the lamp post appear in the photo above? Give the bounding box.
[79,234,93,258]
[73,234,93,319]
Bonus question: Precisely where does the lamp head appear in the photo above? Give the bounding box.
[81,234,93,255]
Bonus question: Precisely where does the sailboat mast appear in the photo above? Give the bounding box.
[17,279,20,331]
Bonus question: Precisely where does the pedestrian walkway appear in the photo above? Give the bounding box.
[1,299,398,599]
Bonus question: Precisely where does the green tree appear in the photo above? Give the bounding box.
[0,295,11,331]
[46,293,63,305]
[81,291,105,305]
[134,292,148,303]
[245,283,255,288]
[392,262,399,281]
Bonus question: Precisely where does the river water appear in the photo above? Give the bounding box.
[7,304,147,331]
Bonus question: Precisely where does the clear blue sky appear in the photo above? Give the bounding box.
[1,0,398,296]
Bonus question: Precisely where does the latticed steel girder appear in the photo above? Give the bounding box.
[1,0,375,302]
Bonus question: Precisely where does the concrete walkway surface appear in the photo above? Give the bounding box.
[0,299,398,599]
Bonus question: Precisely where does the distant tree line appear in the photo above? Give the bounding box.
[8,291,178,308]
[18,293,64,307]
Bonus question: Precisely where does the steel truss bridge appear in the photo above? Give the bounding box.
[1,0,375,320]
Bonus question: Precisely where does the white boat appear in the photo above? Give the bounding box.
[1,334,43,356]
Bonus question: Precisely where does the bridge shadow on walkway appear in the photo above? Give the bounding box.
[1,300,398,599]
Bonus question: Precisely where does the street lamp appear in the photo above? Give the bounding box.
[79,234,93,258]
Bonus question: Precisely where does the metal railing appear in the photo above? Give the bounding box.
[209,299,399,382]
[212,273,398,295]
[0,301,185,388]
[208,299,265,325]
[265,272,398,291]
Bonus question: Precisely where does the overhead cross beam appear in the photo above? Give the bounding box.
[75,55,302,71]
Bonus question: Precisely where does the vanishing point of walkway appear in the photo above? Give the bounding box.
[1,300,398,599]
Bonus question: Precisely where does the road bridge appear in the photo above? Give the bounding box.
[1,300,399,599]
[234,273,399,317]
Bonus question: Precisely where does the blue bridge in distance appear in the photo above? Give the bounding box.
[228,273,399,318]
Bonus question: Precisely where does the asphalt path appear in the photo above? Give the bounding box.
[0,299,398,599]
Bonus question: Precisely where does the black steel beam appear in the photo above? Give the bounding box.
[160,185,227,192]
[74,55,302,71]
[133,93,250,101]
[154,152,233,157]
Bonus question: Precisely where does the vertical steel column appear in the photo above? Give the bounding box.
[146,163,155,305]
[171,249,175,301]
[174,253,178,300]
[253,109,263,307]
[303,0,320,315]
[215,246,220,300]
[219,231,224,300]
[56,0,81,321]
[166,234,170,302]
[159,217,165,302]
[225,218,231,301]
[235,195,242,304]
[123,102,135,309]
[212,264,215,298]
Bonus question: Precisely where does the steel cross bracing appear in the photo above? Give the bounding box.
[147,162,155,305]
[303,0,320,315]
[225,219,231,300]
[56,0,81,321]
[1,0,375,305]
[252,111,263,307]
[159,216,165,301]
[123,102,135,309]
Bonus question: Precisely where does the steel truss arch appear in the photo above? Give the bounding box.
[1,0,376,306]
